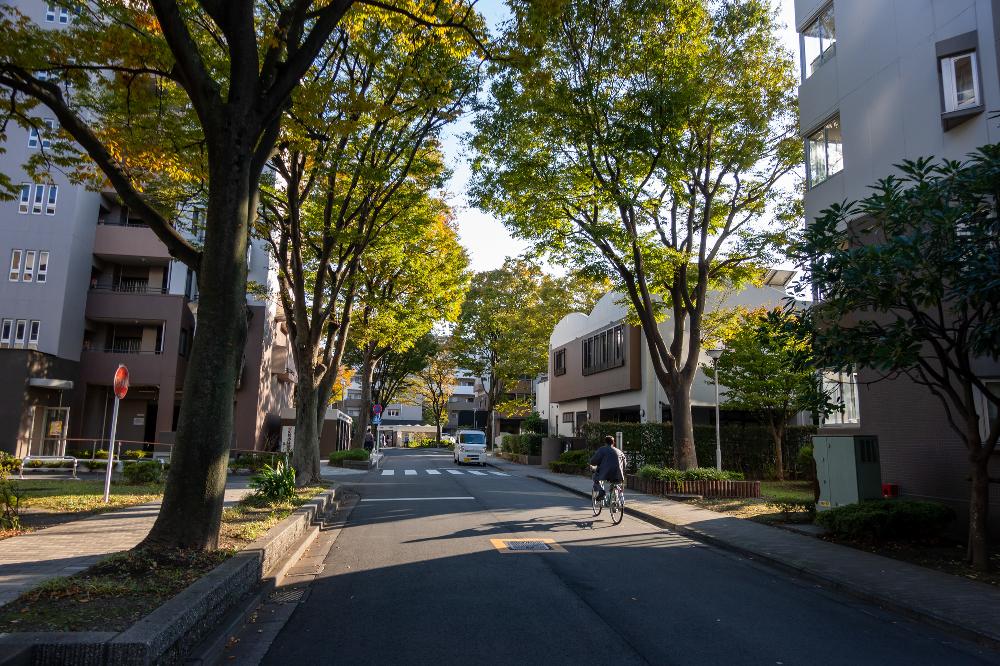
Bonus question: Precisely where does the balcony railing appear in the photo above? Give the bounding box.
[81,339,162,355]
[90,279,167,295]
[97,216,149,228]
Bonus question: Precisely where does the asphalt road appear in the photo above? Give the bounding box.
[259,448,999,666]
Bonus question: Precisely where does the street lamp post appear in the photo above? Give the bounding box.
[706,348,724,472]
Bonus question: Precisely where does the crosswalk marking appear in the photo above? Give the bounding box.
[468,470,487,476]
[489,471,509,476]
[376,468,511,478]
[426,470,441,475]
[446,469,463,475]
[382,469,394,476]
[404,469,417,476]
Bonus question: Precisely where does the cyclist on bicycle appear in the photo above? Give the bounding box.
[590,435,626,502]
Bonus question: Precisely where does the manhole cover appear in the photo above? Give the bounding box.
[269,587,306,604]
[490,538,566,553]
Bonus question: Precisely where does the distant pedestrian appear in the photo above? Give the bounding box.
[364,427,375,452]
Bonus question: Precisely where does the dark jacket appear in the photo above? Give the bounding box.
[590,445,626,482]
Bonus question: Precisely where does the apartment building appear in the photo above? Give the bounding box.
[543,274,795,438]
[795,0,1000,523]
[0,1,294,458]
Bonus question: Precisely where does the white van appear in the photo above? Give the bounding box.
[454,429,487,465]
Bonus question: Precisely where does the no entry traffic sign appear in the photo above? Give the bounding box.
[113,364,130,399]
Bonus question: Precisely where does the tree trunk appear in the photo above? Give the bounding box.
[291,375,322,485]
[354,352,375,449]
[668,383,698,470]
[770,420,785,481]
[141,158,251,551]
[968,455,991,571]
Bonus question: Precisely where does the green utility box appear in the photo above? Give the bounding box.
[813,436,882,511]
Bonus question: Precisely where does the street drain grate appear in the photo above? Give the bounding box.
[490,538,566,553]
[505,540,552,551]
[269,588,306,604]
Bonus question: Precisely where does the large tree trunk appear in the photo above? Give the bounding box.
[142,157,252,551]
[769,420,785,481]
[668,382,698,470]
[291,374,322,485]
[968,454,991,571]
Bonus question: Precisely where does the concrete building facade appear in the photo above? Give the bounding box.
[795,0,1000,526]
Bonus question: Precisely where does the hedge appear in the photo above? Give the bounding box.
[637,465,744,482]
[582,420,816,479]
[815,500,955,542]
[503,433,543,456]
[547,449,591,475]
[328,449,370,465]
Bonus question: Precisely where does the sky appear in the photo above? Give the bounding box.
[444,0,800,273]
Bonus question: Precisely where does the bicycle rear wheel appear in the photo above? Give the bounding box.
[610,487,624,525]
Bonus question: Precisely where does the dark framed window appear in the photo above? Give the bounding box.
[179,328,189,357]
[582,323,626,375]
[562,412,575,423]
[553,348,566,376]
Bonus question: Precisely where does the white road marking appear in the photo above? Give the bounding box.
[426,470,441,475]
[404,469,417,476]
[488,471,509,476]
[468,470,487,476]
[381,470,394,476]
[446,470,464,475]
[360,497,475,502]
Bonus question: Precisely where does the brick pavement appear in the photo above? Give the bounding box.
[0,485,251,608]
[487,454,1000,649]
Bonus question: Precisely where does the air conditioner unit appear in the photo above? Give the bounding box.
[813,435,882,511]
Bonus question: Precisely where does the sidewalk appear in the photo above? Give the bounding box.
[487,454,1000,650]
[0,483,252,609]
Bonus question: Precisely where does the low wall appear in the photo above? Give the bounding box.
[626,475,760,499]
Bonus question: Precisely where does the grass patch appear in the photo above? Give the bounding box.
[761,481,814,502]
[218,485,327,550]
[683,481,816,524]
[0,549,231,632]
[13,480,163,513]
[0,484,329,633]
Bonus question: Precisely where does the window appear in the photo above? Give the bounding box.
[18,184,30,214]
[37,252,49,283]
[0,320,11,346]
[553,348,566,376]
[179,328,189,356]
[801,3,836,79]
[13,320,26,347]
[58,7,69,23]
[29,119,56,149]
[28,321,40,346]
[562,412,575,423]
[32,184,44,214]
[347,408,360,417]
[192,209,205,241]
[979,381,1000,443]
[22,251,35,282]
[9,250,22,282]
[807,116,843,188]
[45,4,56,21]
[387,408,401,417]
[582,323,626,375]
[46,185,58,215]
[822,371,861,425]
[347,390,361,400]
[941,52,980,113]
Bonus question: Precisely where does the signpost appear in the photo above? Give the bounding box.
[104,365,129,504]
[372,405,383,453]
[280,425,295,453]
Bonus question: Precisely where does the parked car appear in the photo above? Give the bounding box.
[454,430,487,465]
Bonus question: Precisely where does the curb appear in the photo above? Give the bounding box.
[0,487,341,665]
[528,474,1000,652]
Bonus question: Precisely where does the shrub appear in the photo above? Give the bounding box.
[558,449,592,466]
[815,500,955,542]
[0,452,22,474]
[93,449,109,460]
[504,433,543,456]
[123,449,148,460]
[520,412,547,435]
[249,461,297,502]
[122,460,164,484]
[328,449,370,466]
[768,493,816,519]
[84,460,108,471]
[548,449,593,475]
[796,445,815,481]
[636,465,742,482]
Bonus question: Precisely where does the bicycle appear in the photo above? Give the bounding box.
[591,479,625,525]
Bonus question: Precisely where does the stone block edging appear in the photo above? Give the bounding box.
[0,488,339,666]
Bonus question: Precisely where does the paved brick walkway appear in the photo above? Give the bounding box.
[487,454,1000,648]
[0,484,251,608]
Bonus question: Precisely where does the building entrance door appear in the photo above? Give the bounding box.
[40,406,70,456]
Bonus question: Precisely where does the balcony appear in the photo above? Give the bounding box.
[93,221,172,263]
[80,348,177,386]
[270,344,297,383]
[86,288,185,325]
